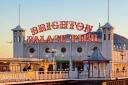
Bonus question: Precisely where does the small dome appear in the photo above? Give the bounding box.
[12,25,25,31]
[101,22,113,30]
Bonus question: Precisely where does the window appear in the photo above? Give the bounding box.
[29,48,35,53]
[104,34,106,40]
[122,56,123,60]
[18,36,21,42]
[121,53,124,60]
[45,48,50,53]
[122,67,125,71]
[108,34,110,40]
[116,68,119,72]
[61,47,66,53]
[77,47,82,53]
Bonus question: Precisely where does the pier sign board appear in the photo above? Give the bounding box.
[27,21,98,43]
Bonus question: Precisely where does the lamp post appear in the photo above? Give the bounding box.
[29,54,33,61]
[49,49,57,71]
[69,41,73,71]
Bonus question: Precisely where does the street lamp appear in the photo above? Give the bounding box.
[49,49,57,71]
[29,54,33,68]
[29,54,33,61]
[69,41,73,71]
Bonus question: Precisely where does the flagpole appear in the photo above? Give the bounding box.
[108,0,110,22]
[19,4,21,25]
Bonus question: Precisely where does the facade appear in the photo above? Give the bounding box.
[11,22,128,77]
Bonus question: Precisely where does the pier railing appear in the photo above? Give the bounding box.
[110,70,128,78]
[0,70,128,83]
[0,71,69,83]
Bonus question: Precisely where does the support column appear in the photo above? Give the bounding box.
[98,62,100,77]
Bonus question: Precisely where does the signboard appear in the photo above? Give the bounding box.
[27,21,98,43]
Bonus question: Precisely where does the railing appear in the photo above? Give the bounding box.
[37,71,69,80]
[0,70,128,83]
[110,70,128,78]
[78,70,128,79]
[0,71,69,83]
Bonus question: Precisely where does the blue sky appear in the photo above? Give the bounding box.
[0,0,128,58]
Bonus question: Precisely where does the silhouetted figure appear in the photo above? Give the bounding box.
[27,66,31,71]
[23,67,27,71]
[23,64,31,71]
[39,67,44,74]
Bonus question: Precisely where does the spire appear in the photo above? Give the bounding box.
[97,22,102,32]
[11,4,25,31]
[99,22,100,29]
[107,0,110,22]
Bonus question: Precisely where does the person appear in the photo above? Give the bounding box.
[27,65,31,71]
[39,67,44,74]
[23,67,27,71]
[23,64,31,71]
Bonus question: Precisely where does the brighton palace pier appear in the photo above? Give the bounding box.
[0,22,128,85]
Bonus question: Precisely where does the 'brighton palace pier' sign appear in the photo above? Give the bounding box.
[27,21,98,43]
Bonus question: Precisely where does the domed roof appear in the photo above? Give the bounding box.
[12,25,25,31]
[101,22,113,30]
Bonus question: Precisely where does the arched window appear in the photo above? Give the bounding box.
[29,48,35,53]
[61,47,66,53]
[77,47,82,53]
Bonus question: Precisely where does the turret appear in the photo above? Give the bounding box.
[101,22,114,60]
[12,25,25,58]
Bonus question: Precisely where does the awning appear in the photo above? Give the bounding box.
[55,60,69,63]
